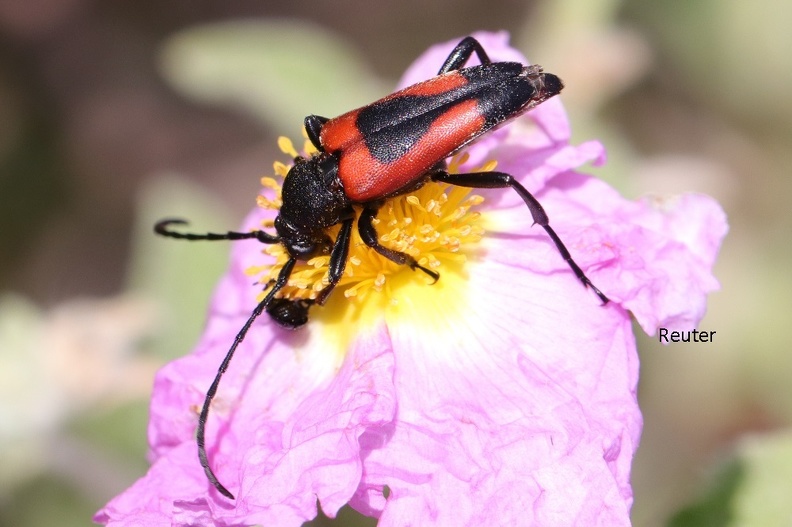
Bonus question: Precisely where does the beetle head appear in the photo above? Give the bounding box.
[274,153,352,260]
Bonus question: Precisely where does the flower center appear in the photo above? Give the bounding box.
[247,135,491,322]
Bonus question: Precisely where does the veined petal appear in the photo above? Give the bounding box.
[481,166,726,335]
[99,309,398,525]
[348,248,640,525]
[222,324,397,525]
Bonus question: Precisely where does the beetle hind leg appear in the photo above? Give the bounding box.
[358,204,440,283]
[430,170,609,304]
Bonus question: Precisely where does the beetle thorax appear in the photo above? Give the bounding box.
[274,153,352,260]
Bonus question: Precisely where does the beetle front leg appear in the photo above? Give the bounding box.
[314,217,354,305]
[304,115,329,152]
[358,204,440,282]
[431,170,609,304]
[437,36,492,75]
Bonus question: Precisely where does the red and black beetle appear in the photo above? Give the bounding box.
[156,36,608,499]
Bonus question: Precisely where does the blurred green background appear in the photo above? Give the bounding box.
[1,1,790,526]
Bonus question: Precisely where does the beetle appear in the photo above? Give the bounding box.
[155,36,609,499]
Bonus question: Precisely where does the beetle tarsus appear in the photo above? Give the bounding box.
[412,262,440,284]
[357,204,440,284]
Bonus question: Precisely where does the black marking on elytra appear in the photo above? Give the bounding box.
[356,62,555,165]
[357,95,448,164]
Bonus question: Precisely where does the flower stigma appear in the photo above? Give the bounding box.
[246,133,492,330]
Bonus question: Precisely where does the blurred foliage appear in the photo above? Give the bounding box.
[2,0,792,526]
[0,88,67,284]
[0,475,97,527]
[668,459,742,527]
[0,175,230,522]
[670,430,792,527]
[160,19,388,135]
[126,175,235,360]
[622,0,792,133]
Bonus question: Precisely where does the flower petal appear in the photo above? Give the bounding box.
[545,172,726,334]
[347,247,640,525]
[98,308,399,525]
[233,324,396,524]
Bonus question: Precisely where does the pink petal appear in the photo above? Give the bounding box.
[348,247,640,525]
[98,316,399,525]
[536,172,727,334]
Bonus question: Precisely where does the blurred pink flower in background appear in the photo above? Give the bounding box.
[96,32,726,526]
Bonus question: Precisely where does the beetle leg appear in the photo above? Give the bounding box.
[304,115,329,152]
[197,256,298,500]
[358,204,440,283]
[437,36,492,75]
[155,219,279,244]
[430,170,609,304]
[314,217,354,305]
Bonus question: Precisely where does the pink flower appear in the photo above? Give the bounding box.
[96,32,726,526]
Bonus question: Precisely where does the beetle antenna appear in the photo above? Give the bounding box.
[197,257,297,499]
[155,218,280,244]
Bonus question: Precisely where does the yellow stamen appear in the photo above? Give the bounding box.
[249,135,491,321]
[277,137,299,159]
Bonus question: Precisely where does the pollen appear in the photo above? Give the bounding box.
[248,136,490,309]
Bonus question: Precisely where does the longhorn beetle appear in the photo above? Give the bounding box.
[155,36,609,499]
